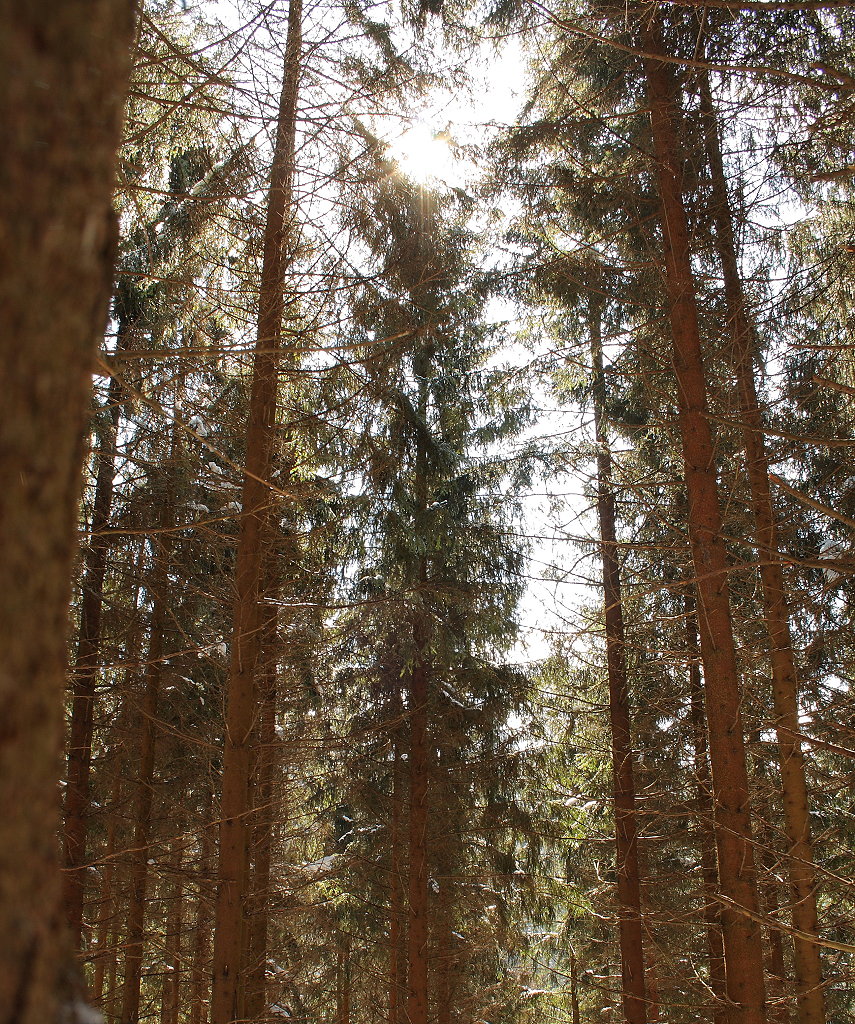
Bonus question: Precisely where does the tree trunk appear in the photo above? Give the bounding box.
[119,527,173,1024]
[190,787,214,1024]
[699,70,825,1024]
[389,730,405,1024]
[244,627,279,1022]
[589,290,649,1024]
[643,24,767,1023]
[64,363,125,946]
[210,1,302,1019]
[406,658,430,1024]
[0,3,134,1019]
[159,842,183,1024]
[91,770,122,1004]
[685,594,728,1024]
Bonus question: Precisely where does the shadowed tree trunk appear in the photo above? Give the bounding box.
[685,593,728,1023]
[588,288,650,1024]
[120,471,177,1024]
[0,3,134,1019]
[642,20,767,1023]
[699,70,825,1024]
[64,360,125,946]
[210,2,302,1020]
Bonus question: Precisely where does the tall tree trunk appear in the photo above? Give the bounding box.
[64,363,125,946]
[0,3,134,1019]
[406,657,430,1024]
[159,842,183,1024]
[699,71,825,1024]
[91,770,122,1004]
[389,729,405,1024]
[244,626,279,1022]
[190,787,214,1024]
[589,290,649,1024]
[121,458,177,1024]
[685,594,728,1023]
[210,2,302,1019]
[642,23,767,1023]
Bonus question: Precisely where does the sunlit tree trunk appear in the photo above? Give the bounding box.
[643,22,767,1023]
[589,289,649,1024]
[699,70,825,1024]
[209,1,302,1019]
[0,3,134,1018]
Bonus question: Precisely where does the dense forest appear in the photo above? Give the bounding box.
[1,1,855,1023]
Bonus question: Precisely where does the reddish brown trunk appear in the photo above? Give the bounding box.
[406,659,430,1024]
[643,24,767,1023]
[210,3,302,1020]
[119,542,172,1024]
[244,635,278,1022]
[0,4,134,1019]
[389,731,405,1024]
[159,843,183,1024]
[91,771,121,1004]
[589,292,649,1024]
[64,367,124,945]
[699,72,825,1024]
[685,594,728,1023]
[190,787,214,1024]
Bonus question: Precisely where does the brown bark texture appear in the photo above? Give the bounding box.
[643,22,768,1023]
[244,635,279,1022]
[120,505,176,1024]
[210,2,302,1020]
[699,71,826,1024]
[589,292,649,1024]
[406,661,430,1024]
[685,596,728,1024]
[0,3,134,1021]
[64,364,124,946]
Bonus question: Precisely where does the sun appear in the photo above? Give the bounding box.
[388,121,456,185]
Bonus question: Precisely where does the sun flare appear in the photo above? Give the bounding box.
[389,122,455,185]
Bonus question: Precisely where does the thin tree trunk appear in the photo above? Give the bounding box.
[91,771,122,1004]
[642,23,767,1023]
[569,947,580,1024]
[159,843,183,1024]
[699,71,825,1024]
[64,363,125,945]
[589,290,649,1024]
[190,787,214,1024]
[685,594,729,1023]
[120,476,177,1024]
[389,730,405,1024]
[406,657,430,1024]
[210,2,302,1020]
[244,625,279,1022]
[0,4,134,1019]
[337,933,351,1024]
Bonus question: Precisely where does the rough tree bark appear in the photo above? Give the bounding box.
[589,289,650,1024]
[642,20,767,1023]
[699,70,826,1024]
[120,477,177,1024]
[0,3,135,1020]
[209,1,302,1019]
[685,594,728,1023]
